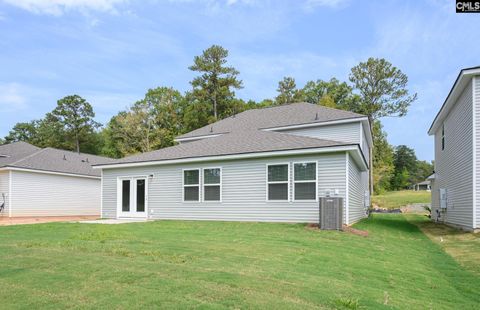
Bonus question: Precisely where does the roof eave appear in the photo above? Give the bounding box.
[93,144,368,171]
[0,166,101,179]
[428,66,480,135]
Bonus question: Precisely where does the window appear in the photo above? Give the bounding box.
[203,168,221,201]
[183,169,200,201]
[122,179,130,212]
[293,162,317,200]
[267,164,289,201]
[441,124,445,151]
[136,179,145,212]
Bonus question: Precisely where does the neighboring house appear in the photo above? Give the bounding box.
[94,102,372,225]
[0,142,114,217]
[428,66,480,231]
[413,179,431,191]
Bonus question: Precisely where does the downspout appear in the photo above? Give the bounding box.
[345,152,350,225]
[8,170,12,217]
[473,76,477,230]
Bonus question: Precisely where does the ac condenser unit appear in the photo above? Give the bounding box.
[319,197,343,230]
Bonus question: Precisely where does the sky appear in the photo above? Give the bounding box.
[0,0,479,161]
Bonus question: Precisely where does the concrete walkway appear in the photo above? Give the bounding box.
[0,215,99,226]
[78,218,149,224]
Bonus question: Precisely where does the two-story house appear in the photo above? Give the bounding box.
[428,66,480,231]
[94,102,371,225]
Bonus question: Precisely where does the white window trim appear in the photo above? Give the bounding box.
[292,161,318,202]
[202,167,222,203]
[266,163,291,202]
[182,168,201,203]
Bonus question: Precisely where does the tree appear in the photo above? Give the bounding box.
[4,121,39,144]
[349,58,417,193]
[52,95,101,153]
[103,87,185,157]
[391,145,417,189]
[302,78,360,109]
[275,77,303,105]
[372,121,394,194]
[414,160,434,183]
[189,45,243,121]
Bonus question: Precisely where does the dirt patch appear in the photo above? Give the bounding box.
[305,223,369,237]
[342,225,369,237]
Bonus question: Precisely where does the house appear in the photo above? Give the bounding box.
[414,179,431,191]
[0,142,114,217]
[428,66,480,231]
[94,103,372,225]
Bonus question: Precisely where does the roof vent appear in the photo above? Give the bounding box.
[315,112,319,120]
[81,158,89,163]
[210,126,213,133]
[63,154,67,160]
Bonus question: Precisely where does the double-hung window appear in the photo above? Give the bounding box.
[267,164,289,201]
[203,168,221,201]
[183,169,200,201]
[441,123,445,151]
[293,162,317,201]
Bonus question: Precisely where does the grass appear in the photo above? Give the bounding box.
[0,214,479,309]
[407,215,480,276]
[372,190,431,209]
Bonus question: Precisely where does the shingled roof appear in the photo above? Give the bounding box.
[176,102,365,140]
[99,130,351,166]
[0,142,115,177]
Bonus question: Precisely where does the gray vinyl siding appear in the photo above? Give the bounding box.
[475,76,480,228]
[282,121,371,165]
[361,124,370,165]
[10,171,101,217]
[282,122,360,145]
[348,155,368,224]
[102,152,348,223]
[0,171,9,217]
[432,82,473,229]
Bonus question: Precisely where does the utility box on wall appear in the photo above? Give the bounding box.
[319,197,343,230]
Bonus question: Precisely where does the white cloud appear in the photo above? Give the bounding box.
[1,0,128,16]
[0,83,28,112]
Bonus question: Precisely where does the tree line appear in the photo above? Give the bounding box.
[1,45,431,193]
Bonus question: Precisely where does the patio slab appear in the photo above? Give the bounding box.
[0,215,99,226]
[77,218,149,224]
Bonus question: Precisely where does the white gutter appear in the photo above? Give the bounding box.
[0,167,100,180]
[261,117,367,132]
[175,133,223,143]
[94,145,368,171]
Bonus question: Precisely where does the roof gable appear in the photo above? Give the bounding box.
[0,142,114,177]
[176,102,365,140]
[428,66,480,135]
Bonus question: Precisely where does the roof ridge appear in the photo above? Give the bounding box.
[43,146,111,160]
[8,148,49,167]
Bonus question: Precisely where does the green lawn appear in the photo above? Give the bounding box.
[1,215,479,309]
[372,190,431,209]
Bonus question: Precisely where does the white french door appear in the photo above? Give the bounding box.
[118,177,147,218]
